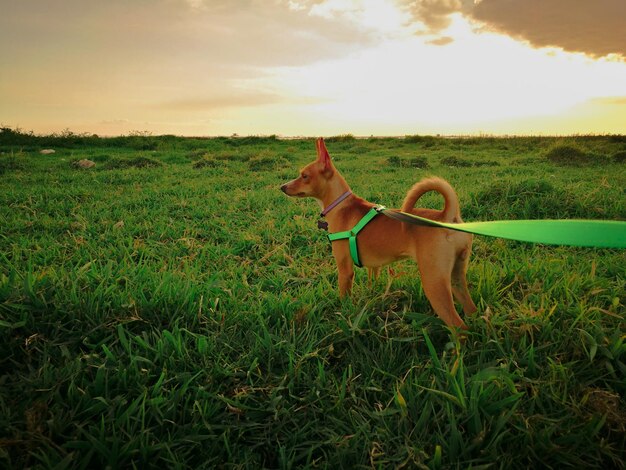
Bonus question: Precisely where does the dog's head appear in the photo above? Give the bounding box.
[280,138,335,198]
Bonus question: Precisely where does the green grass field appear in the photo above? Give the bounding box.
[1,129,625,468]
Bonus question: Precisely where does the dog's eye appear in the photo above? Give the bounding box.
[301,174,309,180]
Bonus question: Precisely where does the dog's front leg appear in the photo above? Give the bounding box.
[336,258,355,298]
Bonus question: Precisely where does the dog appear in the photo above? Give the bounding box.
[280,138,477,330]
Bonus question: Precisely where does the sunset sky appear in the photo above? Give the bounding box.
[1,0,625,136]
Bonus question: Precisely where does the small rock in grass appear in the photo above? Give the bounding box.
[73,159,96,169]
[40,149,56,154]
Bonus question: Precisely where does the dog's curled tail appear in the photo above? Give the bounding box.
[401,177,462,223]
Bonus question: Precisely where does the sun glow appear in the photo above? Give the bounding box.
[251,13,626,135]
[308,0,414,36]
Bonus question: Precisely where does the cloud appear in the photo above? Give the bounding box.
[426,36,454,46]
[0,0,376,70]
[402,0,463,32]
[470,0,626,59]
[401,0,626,59]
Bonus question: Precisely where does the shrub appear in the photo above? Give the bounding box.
[162,154,188,165]
[440,156,499,167]
[440,156,472,167]
[0,154,25,174]
[472,160,500,167]
[410,156,429,168]
[347,144,371,155]
[544,145,599,166]
[193,157,218,169]
[387,156,429,168]
[612,150,626,164]
[248,152,286,171]
[387,156,402,167]
[404,135,438,147]
[326,134,356,143]
[466,179,588,219]
[221,135,279,147]
[186,149,207,160]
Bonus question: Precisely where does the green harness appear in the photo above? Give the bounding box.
[327,206,384,267]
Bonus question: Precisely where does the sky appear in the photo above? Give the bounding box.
[1,0,625,137]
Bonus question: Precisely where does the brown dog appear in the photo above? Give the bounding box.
[281,138,477,329]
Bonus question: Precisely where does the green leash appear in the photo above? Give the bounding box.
[379,208,626,249]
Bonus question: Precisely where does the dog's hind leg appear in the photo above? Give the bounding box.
[415,237,467,330]
[451,248,477,315]
[417,253,467,329]
[421,275,467,329]
[367,267,382,286]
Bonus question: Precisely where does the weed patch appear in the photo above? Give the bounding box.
[248,152,286,171]
[162,154,189,164]
[326,134,356,143]
[471,159,500,167]
[186,149,208,160]
[440,156,473,167]
[193,157,219,169]
[219,135,279,147]
[213,152,252,162]
[404,135,438,147]
[0,154,26,174]
[104,156,162,169]
[512,157,541,166]
[387,156,430,168]
[440,155,500,167]
[90,154,112,163]
[467,179,589,219]
[612,150,626,164]
[545,145,603,166]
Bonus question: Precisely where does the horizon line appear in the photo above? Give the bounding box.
[2,126,624,140]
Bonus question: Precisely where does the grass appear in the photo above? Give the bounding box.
[1,129,625,468]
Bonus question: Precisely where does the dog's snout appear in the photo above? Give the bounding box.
[280,183,288,193]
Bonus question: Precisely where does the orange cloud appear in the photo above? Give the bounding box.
[401,0,626,59]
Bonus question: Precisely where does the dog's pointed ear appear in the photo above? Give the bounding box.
[316,137,333,173]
